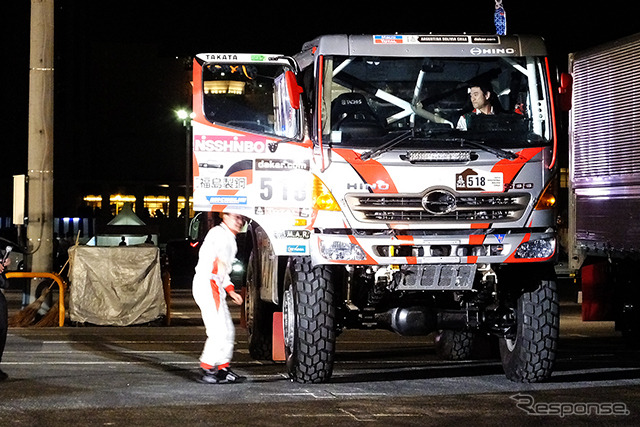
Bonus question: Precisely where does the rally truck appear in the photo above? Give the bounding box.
[190,34,563,383]
[566,33,640,340]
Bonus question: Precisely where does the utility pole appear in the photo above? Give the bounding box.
[26,0,55,300]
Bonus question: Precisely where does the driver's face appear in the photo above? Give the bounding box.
[469,87,490,110]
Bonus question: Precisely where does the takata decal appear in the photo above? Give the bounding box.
[200,54,239,61]
[455,168,503,192]
[194,134,267,153]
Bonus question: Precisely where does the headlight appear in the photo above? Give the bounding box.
[319,239,366,261]
[514,237,556,259]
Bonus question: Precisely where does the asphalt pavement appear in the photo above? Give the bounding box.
[1,289,639,426]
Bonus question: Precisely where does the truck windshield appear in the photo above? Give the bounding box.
[322,56,553,149]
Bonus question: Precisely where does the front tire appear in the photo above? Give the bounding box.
[499,278,559,382]
[283,257,336,383]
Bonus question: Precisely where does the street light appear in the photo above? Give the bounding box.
[176,109,195,238]
[176,109,195,124]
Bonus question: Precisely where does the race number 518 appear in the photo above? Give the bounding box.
[259,177,307,204]
[467,175,486,188]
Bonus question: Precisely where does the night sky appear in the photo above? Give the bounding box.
[1,0,638,216]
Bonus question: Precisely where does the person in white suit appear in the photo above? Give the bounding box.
[192,212,245,384]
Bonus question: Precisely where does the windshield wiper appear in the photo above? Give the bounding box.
[444,137,518,160]
[360,131,413,161]
[360,132,518,162]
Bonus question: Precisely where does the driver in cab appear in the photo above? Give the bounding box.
[456,83,495,131]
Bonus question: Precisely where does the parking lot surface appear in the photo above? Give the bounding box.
[1,289,639,426]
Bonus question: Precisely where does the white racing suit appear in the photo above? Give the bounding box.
[192,223,237,369]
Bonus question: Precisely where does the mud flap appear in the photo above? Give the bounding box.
[581,261,614,321]
[272,312,285,361]
[239,287,246,328]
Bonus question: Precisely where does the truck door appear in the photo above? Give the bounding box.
[191,54,312,254]
[192,54,303,207]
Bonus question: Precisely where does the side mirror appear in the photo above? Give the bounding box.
[558,72,573,112]
[285,70,303,110]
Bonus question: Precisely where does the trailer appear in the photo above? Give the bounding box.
[567,33,640,338]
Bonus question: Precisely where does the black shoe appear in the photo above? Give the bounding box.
[196,367,246,384]
[0,369,7,382]
[196,368,220,384]
[216,367,246,384]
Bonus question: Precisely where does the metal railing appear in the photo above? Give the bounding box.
[5,272,67,327]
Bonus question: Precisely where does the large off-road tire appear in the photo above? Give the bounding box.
[434,330,475,361]
[245,250,274,360]
[499,278,559,383]
[283,257,336,383]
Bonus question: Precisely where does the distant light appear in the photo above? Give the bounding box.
[176,109,196,121]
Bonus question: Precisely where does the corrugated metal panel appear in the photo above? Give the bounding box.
[571,34,640,187]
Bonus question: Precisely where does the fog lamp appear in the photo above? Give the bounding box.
[514,237,555,259]
[319,239,366,261]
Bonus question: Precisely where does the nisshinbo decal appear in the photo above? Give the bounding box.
[194,135,267,153]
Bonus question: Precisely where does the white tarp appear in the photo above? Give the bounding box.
[68,246,166,326]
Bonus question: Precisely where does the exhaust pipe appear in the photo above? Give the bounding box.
[377,307,480,336]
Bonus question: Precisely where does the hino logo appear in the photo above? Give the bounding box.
[347,180,390,191]
[422,189,457,215]
[470,47,516,56]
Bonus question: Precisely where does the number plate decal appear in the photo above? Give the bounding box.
[455,168,503,192]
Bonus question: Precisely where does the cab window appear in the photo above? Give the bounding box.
[202,62,299,138]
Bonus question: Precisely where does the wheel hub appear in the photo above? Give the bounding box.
[283,288,294,349]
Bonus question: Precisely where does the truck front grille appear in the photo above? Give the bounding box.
[345,193,529,223]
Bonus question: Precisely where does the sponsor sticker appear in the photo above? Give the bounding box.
[275,230,311,240]
[255,159,310,171]
[195,177,246,190]
[194,135,267,153]
[206,196,247,205]
[374,35,404,44]
[254,206,311,217]
[455,168,503,192]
